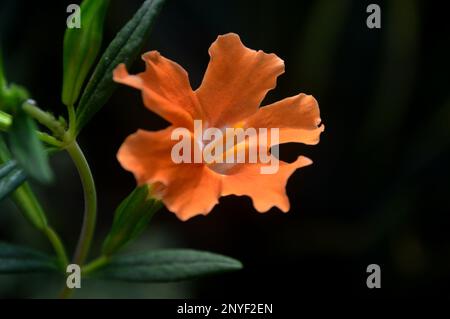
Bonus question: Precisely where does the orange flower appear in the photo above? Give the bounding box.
[113,33,324,221]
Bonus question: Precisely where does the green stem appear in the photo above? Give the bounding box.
[82,255,110,275]
[59,284,73,299]
[22,102,66,139]
[66,104,76,137]
[65,141,97,266]
[44,226,69,269]
[0,137,68,268]
[0,110,62,147]
[13,186,69,268]
[37,132,63,148]
[59,141,97,299]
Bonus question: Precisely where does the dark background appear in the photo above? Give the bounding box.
[1,0,449,298]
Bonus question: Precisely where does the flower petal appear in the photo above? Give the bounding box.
[221,156,312,212]
[245,93,324,145]
[159,165,222,221]
[117,127,222,221]
[113,51,202,128]
[117,127,177,185]
[196,33,285,127]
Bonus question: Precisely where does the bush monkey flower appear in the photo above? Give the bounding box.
[114,33,324,221]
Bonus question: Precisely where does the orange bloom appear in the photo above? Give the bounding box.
[113,33,324,221]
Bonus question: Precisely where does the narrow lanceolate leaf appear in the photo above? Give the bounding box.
[62,0,110,107]
[102,185,161,256]
[8,108,53,183]
[95,250,243,283]
[75,0,166,134]
[0,241,57,273]
[0,137,48,229]
[0,160,17,179]
[0,143,25,202]
[0,160,25,202]
[11,183,48,230]
[0,167,26,201]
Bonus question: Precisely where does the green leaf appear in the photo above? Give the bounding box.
[0,166,26,201]
[0,136,48,229]
[12,183,49,229]
[75,0,166,135]
[95,249,243,282]
[62,0,110,107]
[0,241,57,273]
[102,185,161,256]
[0,159,17,178]
[0,110,12,131]
[8,107,53,183]
[0,160,26,202]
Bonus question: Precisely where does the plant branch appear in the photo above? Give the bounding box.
[44,226,69,269]
[22,101,66,139]
[0,110,62,147]
[82,255,110,275]
[0,136,68,267]
[65,141,97,266]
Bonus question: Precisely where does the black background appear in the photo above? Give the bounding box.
[0,0,449,298]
